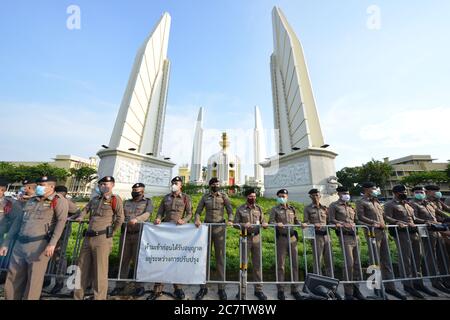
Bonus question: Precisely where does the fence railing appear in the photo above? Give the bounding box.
[1,221,449,300]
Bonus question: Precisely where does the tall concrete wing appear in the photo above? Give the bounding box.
[270,7,324,154]
[190,107,204,184]
[97,13,175,199]
[109,12,171,156]
[254,106,265,184]
[262,7,338,205]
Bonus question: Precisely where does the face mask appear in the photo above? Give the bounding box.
[20,187,25,193]
[100,186,110,194]
[370,190,379,197]
[247,198,256,205]
[171,184,180,193]
[398,193,407,201]
[131,192,142,199]
[340,194,351,202]
[435,191,442,199]
[36,185,46,197]
[211,186,220,192]
[414,193,426,201]
[94,186,101,195]
[277,197,287,205]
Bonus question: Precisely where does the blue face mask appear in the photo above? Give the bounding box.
[36,185,46,197]
[94,186,101,195]
[340,194,351,202]
[277,197,287,205]
[414,193,426,201]
[370,190,380,197]
[435,191,442,199]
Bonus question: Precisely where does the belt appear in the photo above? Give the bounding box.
[335,229,356,236]
[17,234,50,244]
[84,229,107,237]
[315,230,328,236]
[248,230,260,237]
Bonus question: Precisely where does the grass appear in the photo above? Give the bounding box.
[64,195,401,282]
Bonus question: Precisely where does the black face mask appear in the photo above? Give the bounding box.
[398,193,407,201]
[211,186,220,192]
[131,192,142,199]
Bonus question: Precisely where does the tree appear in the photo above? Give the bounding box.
[447,163,450,179]
[69,166,98,194]
[336,166,361,195]
[0,162,70,183]
[401,171,448,187]
[358,159,392,189]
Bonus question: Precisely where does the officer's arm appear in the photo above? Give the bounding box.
[233,208,241,230]
[49,197,69,247]
[112,197,125,234]
[183,196,193,222]
[383,203,400,225]
[68,200,81,216]
[440,201,450,213]
[355,201,376,226]
[137,199,153,222]
[194,196,205,222]
[74,201,90,220]
[269,207,276,224]
[327,205,339,225]
[2,207,23,248]
[223,194,234,222]
[292,208,301,225]
[435,208,450,222]
[303,207,309,223]
[411,204,427,224]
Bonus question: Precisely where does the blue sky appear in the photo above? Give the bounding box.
[1,0,449,179]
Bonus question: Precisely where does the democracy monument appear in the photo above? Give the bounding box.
[97,7,339,204]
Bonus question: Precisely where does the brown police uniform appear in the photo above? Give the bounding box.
[0,196,22,246]
[269,204,300,293]
[384,199,424,289]
[356,195,396,290]
[153,192,192,294]
[116,197,153,290]
[195,191,233,290]
[234,203,264,292]
[303,203,332,277]
[411,199,450,285]
[328,199,361,296]
[3,193,68,300]
[73,194,124,300]
[51,196,81,289]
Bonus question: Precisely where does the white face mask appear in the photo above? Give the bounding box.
[171,184,180,193]
[340,194,351,202]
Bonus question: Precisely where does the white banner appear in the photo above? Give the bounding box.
[136,223,208,284]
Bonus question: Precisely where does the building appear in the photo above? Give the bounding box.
[206,132,241,186]
[383,155,449,196]
[178,164,190,184]
[6,154,98,196]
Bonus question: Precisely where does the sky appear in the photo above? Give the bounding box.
[1,0,449,180]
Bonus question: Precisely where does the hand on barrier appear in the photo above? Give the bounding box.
[277,222,284,228]
[262,222,269,229]
[176,218,185,225]
[0,246,8,256]
[154,218,161,225]
[407,222,416,228]
[128,218,138,226]
[44,245,56,257]
[244,222,251,229]
[68,216,83,223]
[194,220,201,228]
[226,220,233,226]
[397,222,407,228]
[335,223,343,228]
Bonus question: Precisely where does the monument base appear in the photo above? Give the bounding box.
[97,149,175,200]
[261,148,339,206]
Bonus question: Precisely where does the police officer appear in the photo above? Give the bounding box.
[17,179,36,207]
[194,177,233,300]
[0,179,22,247]
[328,186,365,300]
[111,183,152,297]
[233,188,268,300]
[72,176,124,300]
[147,176,193,300]
[384,184,437,298]
[410,186,450,294]
[0,176,68,300]
[356,182,406,300]
[425,185,450,216]
[269,189,304,300]
[49,185,81,294]
[303,188,332,278]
